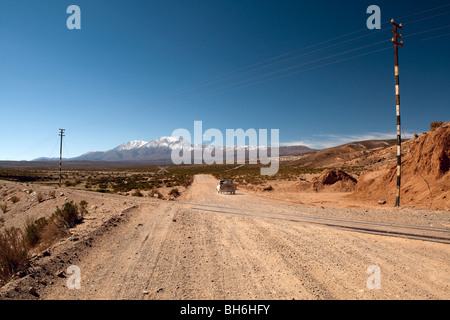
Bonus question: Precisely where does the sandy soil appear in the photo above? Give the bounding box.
[0,175,449,300]
[238,178,445,212]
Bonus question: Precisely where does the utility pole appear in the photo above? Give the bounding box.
[391,19,403,207]
[59,129,65,188]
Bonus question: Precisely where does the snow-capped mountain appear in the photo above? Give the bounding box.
[69,136,194,162]
[34,136,314,163]
[141,136,194,150]
[114,140,148,151]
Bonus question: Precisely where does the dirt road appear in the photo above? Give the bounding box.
[28,175,450,299]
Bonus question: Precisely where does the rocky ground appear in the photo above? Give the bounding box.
[0,174,448,300]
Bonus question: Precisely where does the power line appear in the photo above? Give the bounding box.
[167,29,390,97]
[63,139,70,159]
[404,24,450,38]
[162,4,450,101]
[65,4,450,131]
[421,31,450,41]
[197,47,392,99]
[132,41,391,108]
[162,40,387,105]
[116,27,390,112]
[48,139,60,159]
[147,19,450,108]
[144,7,450,105]
[402,9,450,26]
[34,3,450,140]
[397,3,450,20]
[11,130,56,160]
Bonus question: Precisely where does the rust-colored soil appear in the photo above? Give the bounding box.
[352,124,450,210]
[1,175,448,300]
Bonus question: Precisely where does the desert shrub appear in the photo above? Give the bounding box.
[98,183,108,189]
[64,180,75,187]
[24,222,38,248]
[37,218,67,248]
[184,176,194,188]
[0,203,7,213]
[149,188,164,199]
[132,189,143,197]
[52,201,83,228]
[79,200,88,217]
[169,188,180,198]
[24,201,86,250]
[0,201,87,283]
[36,192,44,203]
[430,121,444,131]
[24,217,48,248]
[48,190,56,199]
[0,227,29,283]
[10,196,19,204]
[97,189,110,193]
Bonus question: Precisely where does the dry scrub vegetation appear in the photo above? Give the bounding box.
[0,200,87,285]
[0,164,331,199]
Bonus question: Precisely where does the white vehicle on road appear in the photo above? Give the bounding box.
[217,179,237,194]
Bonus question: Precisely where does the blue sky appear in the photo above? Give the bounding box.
[1,0,449,160]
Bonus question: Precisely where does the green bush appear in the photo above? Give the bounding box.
[52,201,83,228]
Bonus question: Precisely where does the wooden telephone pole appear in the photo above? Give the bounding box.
[59,129,65,188]
[391,19,403,207]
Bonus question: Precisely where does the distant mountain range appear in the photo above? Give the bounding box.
[33,136,315,163]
